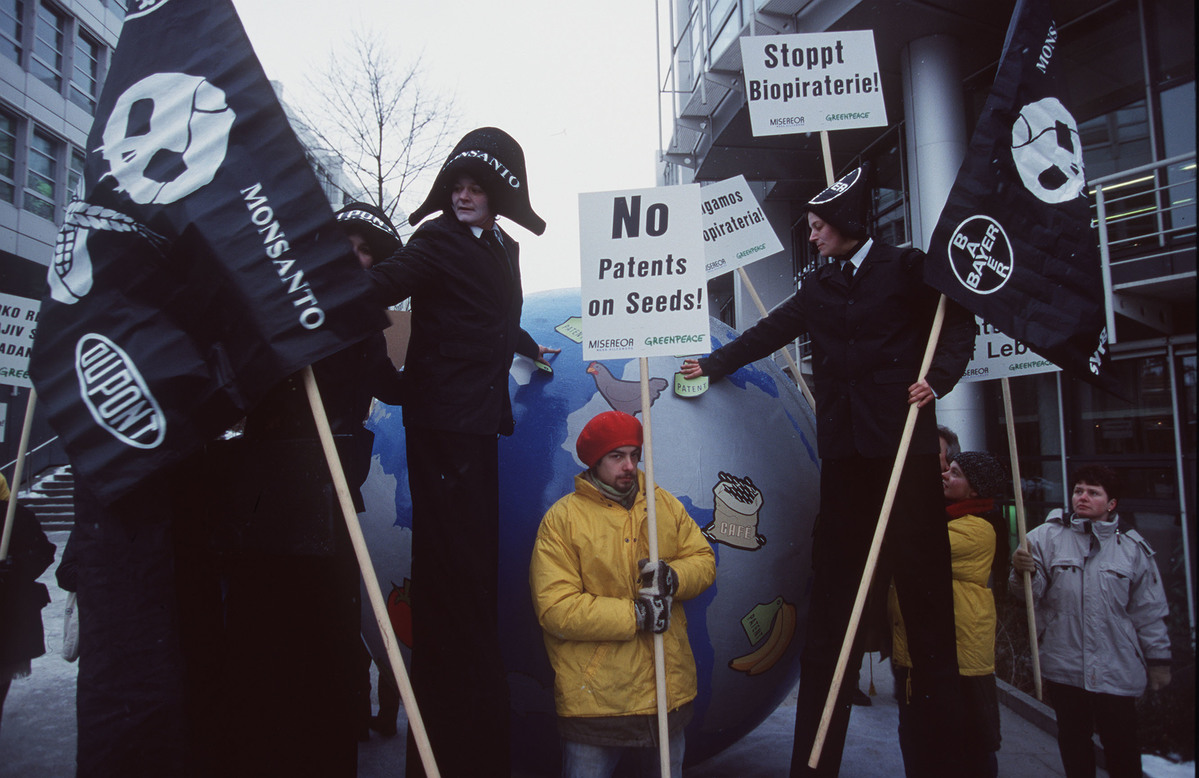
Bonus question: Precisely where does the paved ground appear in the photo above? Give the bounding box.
[1,530,1184,776]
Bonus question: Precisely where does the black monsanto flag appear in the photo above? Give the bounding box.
[29,0,386,504]
[925,0,1118,395]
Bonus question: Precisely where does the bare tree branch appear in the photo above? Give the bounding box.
[288,26,458,234]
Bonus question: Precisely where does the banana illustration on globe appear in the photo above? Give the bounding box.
[728,600,796,675]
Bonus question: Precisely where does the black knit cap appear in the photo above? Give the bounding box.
[408,127,546,235]
[952,452,1008,500]
[806,162,871,240]
[335,201,401,258]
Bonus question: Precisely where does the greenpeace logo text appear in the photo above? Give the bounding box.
[75,334,166,449]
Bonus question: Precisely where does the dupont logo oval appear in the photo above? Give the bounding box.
[75,334,166,449]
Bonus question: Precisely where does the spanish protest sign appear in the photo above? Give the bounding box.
[739,30,888,137]
[701,175,784,279]
[579,185,710,360]
[0,292,38,389]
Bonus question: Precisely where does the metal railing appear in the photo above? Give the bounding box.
[1092,151,1197,343]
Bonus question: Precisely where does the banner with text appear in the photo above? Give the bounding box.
[701,175,784,278]
[924,0,1117,395]
[0,292,38,389]
[740,30,888,137]
[959,316,1059,383]
[27,0,384,504]
[579,186,709,360]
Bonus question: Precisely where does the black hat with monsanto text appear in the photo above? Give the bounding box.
[408,127,546,235]
[806,162,871,240]
[334,201,401,259]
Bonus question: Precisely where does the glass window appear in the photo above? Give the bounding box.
[30,0,63,92]
[70,29,100,113]
[24,126,57,219]
[0,108,16,204]
[66,145,84,199]
[1061,0,1144,123]
[868,128,908,248]
[986,370,1068,519]
[1078,100,1152,180]
[1068,354,1178,457]
[1,0,21,65]
[1146,0,1195,87]
[708,0,739,62]
[1160,83,1196,235]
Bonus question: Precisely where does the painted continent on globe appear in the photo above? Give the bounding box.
[358,289,821,772]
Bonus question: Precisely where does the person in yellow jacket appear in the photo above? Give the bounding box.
[889,451,1008,778]
[530,411,716,778]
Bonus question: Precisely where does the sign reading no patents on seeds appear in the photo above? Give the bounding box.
[740,30,888,137]
[579,185,710,361]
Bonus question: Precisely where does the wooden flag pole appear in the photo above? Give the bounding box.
[639,357,672,778]
[819,132,836,186]
[735,267,816,411]
[301,367,440,778]
[808,296,947,768]
[1,389,38,561]
[1001,376,1043,700]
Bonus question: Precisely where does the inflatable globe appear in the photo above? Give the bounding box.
[358,288,820,772]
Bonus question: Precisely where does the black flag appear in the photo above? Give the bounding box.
[29,0,386,504]
[925,0,1117,394]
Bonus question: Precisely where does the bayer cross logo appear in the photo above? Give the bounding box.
[948,216,1014,295]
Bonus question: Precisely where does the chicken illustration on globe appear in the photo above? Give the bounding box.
[586,360,668,416]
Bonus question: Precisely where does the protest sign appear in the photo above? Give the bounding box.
[701,175,784,278]
[959,317,1059,384]
[0,292,39,389]
[740,30,888,137]
[579,185,709,360]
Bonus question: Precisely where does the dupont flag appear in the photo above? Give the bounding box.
[925,0,1117,394]
[29,0,385,504]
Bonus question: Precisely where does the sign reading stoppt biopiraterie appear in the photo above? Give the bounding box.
[740,30,888,137]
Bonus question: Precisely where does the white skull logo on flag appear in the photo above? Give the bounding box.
[99,73,235,206]
[1011,97,1086,204]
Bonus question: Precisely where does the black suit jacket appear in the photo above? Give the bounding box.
[368,213,538,437]
[700,241,974,459]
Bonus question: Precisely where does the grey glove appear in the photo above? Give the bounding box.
[638,558,678,597]
[634,593,671,634]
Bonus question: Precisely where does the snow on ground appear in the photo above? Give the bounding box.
[1144,754,1197,778]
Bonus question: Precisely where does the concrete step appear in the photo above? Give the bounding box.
[17,465,75,531]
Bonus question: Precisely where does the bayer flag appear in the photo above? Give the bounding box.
[924,0,1118,395]
[29,0,386,504]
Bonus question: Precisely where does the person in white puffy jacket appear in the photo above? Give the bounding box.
[1011,465,1171,778]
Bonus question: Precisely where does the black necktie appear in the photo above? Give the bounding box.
[841,260,855,285]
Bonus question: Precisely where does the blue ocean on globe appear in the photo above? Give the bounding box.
[358,288,821,772]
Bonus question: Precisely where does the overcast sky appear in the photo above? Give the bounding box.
[233,0,663,293]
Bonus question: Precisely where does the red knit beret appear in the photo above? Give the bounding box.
[576,411,643,467]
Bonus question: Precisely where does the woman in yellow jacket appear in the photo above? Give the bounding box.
[889,451,1008,778]
[530,411,716,778]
